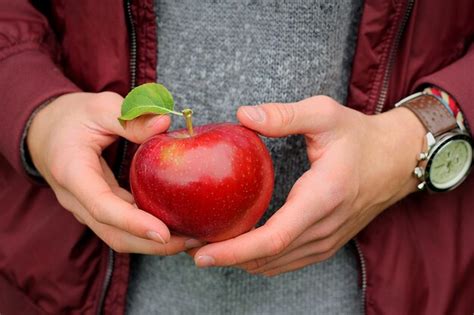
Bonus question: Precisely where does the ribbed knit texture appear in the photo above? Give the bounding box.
[127,1,364,314]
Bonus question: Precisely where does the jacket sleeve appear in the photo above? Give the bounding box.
[415,44,474,135]
[0,1,80,177]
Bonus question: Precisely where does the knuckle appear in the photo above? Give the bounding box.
[318,249,337,263]
[324,181,347,210]
[121,216,135,234]
[254,257,270,269]
[316,238,338,256]
[52,158,82,188]
[55,192,70,209]
[313,223,338,240]
[86,92,121,116]
[85,93,104,111]
[49,158,68,185]
[87,196,106,223]
[113,210,134,233]
[268,230,292,256]
[248,257,270,270]
[314,95,336,105]
[153,243,170,256]
[49,164,61,183]
[242,261,259,271]
[315,96,341,118]
[128,123,144,143]
[228,249,241,265]
[96,91,121,105]
[86,190,116,224]
[273,104,297,128]
[107,235,127,253]
[73,214,86,224]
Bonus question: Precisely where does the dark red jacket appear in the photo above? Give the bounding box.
[0,1,473,314]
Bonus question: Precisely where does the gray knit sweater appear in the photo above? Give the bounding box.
[126,1,364,314]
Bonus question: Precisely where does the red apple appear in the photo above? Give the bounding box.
[130,123,274,242]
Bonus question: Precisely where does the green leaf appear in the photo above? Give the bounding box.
[118,83,180,126]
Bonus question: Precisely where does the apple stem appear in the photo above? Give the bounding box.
[182,109,194,136]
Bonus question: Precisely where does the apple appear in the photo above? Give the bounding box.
[130,121,274,242]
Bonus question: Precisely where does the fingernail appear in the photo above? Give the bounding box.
[195,255,215,268]
[146,231,166,244]
[242,106,265,122]
[185,239,204,249]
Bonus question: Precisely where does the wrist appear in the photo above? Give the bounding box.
[372,107,427,198]
[26,94,72,177]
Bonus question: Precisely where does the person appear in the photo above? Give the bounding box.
[0,1,473,314]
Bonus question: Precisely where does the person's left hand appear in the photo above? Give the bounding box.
[188,95,427,276]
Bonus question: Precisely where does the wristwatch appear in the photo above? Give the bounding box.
[395,92,473,192]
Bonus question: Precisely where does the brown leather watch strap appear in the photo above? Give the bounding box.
[402,94,457,136]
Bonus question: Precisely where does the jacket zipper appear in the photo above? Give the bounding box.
[354,239,367,314]
[96,1,138,314]
[126,0,138,89]
[356,2,416,313]
[96,249,115,315]
[374,0,415,114]
[117,0,138,179]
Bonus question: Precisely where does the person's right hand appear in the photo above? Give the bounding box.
[27,92,204,254]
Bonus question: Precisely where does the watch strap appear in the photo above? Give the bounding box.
[424,86,470,133]
[402,94,457,136]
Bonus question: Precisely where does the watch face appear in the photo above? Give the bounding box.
[430,139,473,190]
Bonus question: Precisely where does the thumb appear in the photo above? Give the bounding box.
[236,96,339,137]
[118,114,171,144]
[93,91,171,144]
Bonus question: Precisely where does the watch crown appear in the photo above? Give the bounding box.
[417,152,428,161]
[414,167,425,179]
[417,182,427,190]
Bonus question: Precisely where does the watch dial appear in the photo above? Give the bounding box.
[430,139,473,189]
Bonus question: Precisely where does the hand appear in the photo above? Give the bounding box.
[189,95,426,276]
[27,92,203,254]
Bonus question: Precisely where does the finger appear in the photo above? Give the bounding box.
[261,250,336,277]
[91,220,198,255]
[260,220,358,277]
[247,236,340,274]
[194,169,341,267]
[236,95,341,137]
[62,157,171,243]
[237,207,350,271]
[117,114,171,144]
[93,92,171,144]
[99,157,120,187]
[99,157,135,204]
[62,187,204,254]
[98,226,193,255]
[250,218,362,275]
[185,228,246,257]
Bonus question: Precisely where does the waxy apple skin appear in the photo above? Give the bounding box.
[130,123,274,242]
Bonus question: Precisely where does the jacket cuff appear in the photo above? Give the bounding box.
[0,50,80,178]
[414,45,474,137]
[19,98,56,183]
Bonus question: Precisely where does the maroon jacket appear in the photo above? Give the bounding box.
[0,1,473,314]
